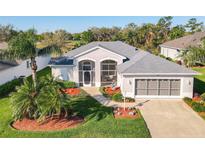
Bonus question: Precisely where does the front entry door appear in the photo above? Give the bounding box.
[83,71,91,86]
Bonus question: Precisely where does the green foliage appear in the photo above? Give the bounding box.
[185,18,204,33]
[169,25,186,40]
[0,24,18,42]
[112,93,123,102]
[0,96,151,137]
[37,76,71,120]
[10,75,71,121]
[183,97,205,112]
[0,78,23,98]
[10,79,38,120]
[60,81,77,88]
[192,103,205,112]
[201,93,205,102]
[179,47,205,67]
[99,87,110,98]
[183,97,193,105]
[81,30,94,43]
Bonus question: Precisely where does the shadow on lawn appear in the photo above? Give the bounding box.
[70,95,113,121]
[194,78,205,94]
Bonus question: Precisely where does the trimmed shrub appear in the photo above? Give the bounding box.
[183,97,193,105]
[125,97,135,102]
[200,93,205,102]
[112,93,123,102]
[192,102,205,112]
[61,81,77,88]
[0,78,23,97]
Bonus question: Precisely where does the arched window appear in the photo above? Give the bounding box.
[101,60,117,86]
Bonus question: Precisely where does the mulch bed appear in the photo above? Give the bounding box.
[12,116,84,131]
[62,88,81,96]
[113,107,140,119]
[104,87,121,96]
[193,96,202,102]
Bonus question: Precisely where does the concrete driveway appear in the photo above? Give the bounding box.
[139,99,205,138]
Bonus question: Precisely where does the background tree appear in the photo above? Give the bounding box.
[185,18,204,33]
[80,30,94,43]
[169,25,186,40]
[0,24,18,42]
[0,29,66,90]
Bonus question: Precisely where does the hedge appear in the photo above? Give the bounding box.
[183,97,205,112]
[0,78,23,97]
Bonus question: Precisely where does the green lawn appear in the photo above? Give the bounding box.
[193,67,205,94]
[0,94,150,138]
[0,67,150,138]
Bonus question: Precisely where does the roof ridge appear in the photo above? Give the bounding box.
[118,51,148,73]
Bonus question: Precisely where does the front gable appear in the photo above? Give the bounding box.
[74,46,127,64]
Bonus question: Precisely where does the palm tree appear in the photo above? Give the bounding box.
[37,76,71,121]
[10,79,38,120]
[0,29,67,90]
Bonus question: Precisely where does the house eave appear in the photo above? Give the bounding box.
[121,73,199,76]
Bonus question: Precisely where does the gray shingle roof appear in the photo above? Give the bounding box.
[65,41,137,59]
[117,51,198,75]
[160,32,205,49]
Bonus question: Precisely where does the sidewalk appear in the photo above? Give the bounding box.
[81,87,144,108]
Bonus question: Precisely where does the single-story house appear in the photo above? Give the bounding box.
[0,42,51,85]
[49,41,198,99]
[160,32,205,60]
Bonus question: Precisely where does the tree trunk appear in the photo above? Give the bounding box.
[30,57,38,90]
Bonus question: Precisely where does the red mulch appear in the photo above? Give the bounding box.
[62,88,81,96]
[114,107,140,119]
[104,87,121,96]
[193,96,202,102]
[12,116,84,131]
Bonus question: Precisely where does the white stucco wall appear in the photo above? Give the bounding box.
[0,55,51,85]
[121,75,194,99]
[74,47,125,87]
[51,66,74,81]
[160,46,180,60]
[51,47,126,87]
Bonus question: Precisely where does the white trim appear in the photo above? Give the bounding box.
[49,65,74,67]
[122,73,198,76]
[77,57,97,62]
[160,45,183,50]
[99,57,119,63]
[74,46,126,60]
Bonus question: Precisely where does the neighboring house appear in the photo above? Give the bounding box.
[0,42,51,85]
[49,41,198,99]
[160,32,205,60]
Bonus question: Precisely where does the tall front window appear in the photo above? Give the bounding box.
[101,60,117,86]
[79,60,95,86]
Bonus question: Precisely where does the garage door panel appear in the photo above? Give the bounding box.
[135,79,180,96]
[148,89,158,95]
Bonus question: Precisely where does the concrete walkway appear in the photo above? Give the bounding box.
[81,87,139,108]
[140,99,205,138]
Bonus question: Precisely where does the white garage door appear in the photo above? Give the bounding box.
[135,79,180,96]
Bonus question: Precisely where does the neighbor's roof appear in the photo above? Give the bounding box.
[48,57,74,66]
[117,51,198,75]
[65,41,138,59]
[160,32,205,49]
